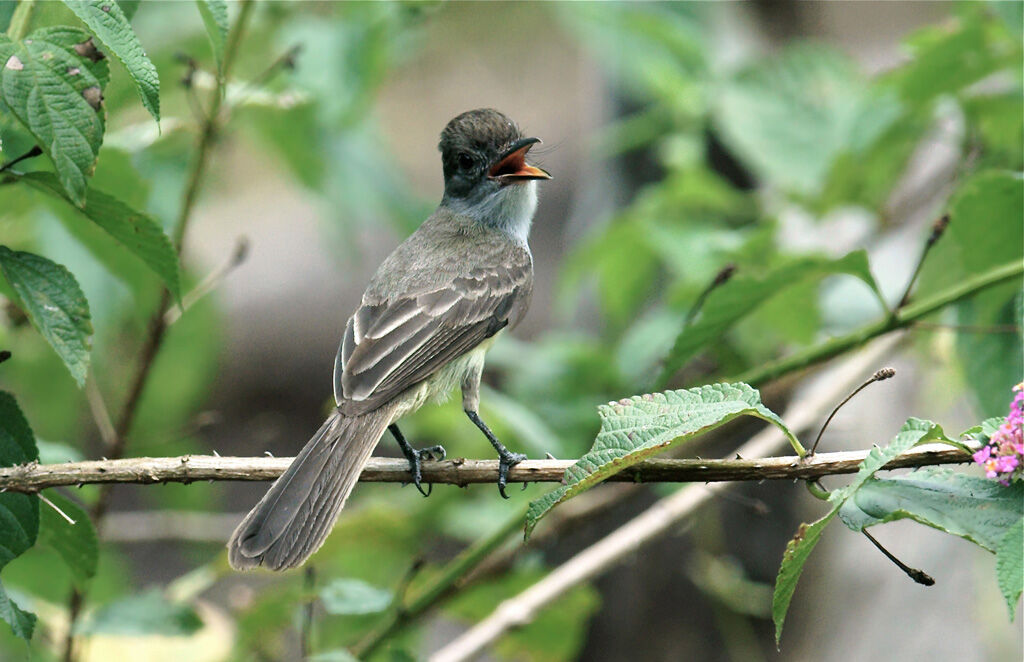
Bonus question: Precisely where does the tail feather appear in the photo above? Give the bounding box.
[228,407,392,571]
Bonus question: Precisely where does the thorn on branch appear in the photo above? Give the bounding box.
[810,367,896,455]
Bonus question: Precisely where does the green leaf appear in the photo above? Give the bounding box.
[0,392,39,641]
[996,518,1023,620]
[22,171,181,299]
[195,0,228,72]
[715,44,900,195]
[837,467,1022,552]
[658,251,885,385]
[76,590,203,636]
[772,418,945,645]
[318,578,391,616]
[63,0,160,121]
[0,247,93,385]
[525,383,799,538]
[38,491,98,586]
[0,1,15,34]
[0,581,34,641]
[0,27,110,206]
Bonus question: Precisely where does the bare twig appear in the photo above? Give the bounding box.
[809,367,896,455]
[685,263,736,327]
[861,529,934,586]
[896,214,950,310]
[163,236,250,326]
[429,336,902,662]
[0,444,971,494]
[0,145,42,173]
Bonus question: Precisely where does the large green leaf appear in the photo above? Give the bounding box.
[772,418,946,645]
[0,392,39,641]
[837,467,1022,552]
[996,518,1023,620]
[0,27,109,206]
[525,383,800,538]
[0,582,34,641]
[62,0,159,121]
[76,590,203,636]
[658,251,885,385]
[0,247,92,385]
[37,491,97,587]
[715,44,900,196]
[22,171,181,300]
[195,0,228,73]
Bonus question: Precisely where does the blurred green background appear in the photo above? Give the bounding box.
[0,1,1021,660]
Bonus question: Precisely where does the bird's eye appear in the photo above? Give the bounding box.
[457,153,474,171]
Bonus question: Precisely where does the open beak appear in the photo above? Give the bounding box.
[488,137,552,184]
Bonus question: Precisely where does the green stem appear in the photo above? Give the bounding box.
[735,259,1023,387]
[351,503,529,659]
[6,0,36,41]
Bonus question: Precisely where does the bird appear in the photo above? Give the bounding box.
[228,108,551,571]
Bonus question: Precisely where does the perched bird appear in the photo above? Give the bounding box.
[228,109,551,571]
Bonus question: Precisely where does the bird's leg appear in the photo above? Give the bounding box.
[464,410,526,498]
[389,424,445,497]
[462,364,525,498]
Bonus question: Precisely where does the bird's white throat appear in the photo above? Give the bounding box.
[451,180,538,244]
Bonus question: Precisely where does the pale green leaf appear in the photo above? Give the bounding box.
[38,491,97,586]
[22,171,181,299]
[195,0,228,72]
[0,27,109,206]
[837,467,1022,552]
[525,383,799,538]
[772,418,944,644]
[0,247,92,385]
[63,0,159,121]
[319,578,391,616]
[76,591,202,636]
[658,251,885,385]
[996,518,1023,620]
[0,581,34,641]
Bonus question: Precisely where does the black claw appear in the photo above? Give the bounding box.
[496,451,527,499]
[390,425,441,498]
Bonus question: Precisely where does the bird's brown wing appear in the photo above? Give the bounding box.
[333,255,532,415]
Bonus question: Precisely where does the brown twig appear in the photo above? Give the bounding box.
[0,445,971,493]
[809,367,896,455]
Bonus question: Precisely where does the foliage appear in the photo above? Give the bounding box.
[0,1,1020,659]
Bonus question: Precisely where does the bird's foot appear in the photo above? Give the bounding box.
[400,443,446,497]
[496,449,527,499]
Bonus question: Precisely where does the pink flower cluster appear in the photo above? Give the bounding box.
[972,382,1024,485]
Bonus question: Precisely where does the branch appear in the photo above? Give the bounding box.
[429,335,902,662]
[734,259,1023,387]
[0,445,970,493]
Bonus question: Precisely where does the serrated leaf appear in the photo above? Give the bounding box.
[195,0,228,73]
[0,581,34,640]
[772,418,944,644]
[658,252,885,385]
[22,171,180,299]
[837,467,1022,552]
[996,518,1023,620]
[38,491,97,586]
[319,578,391,616]
[0,247,92,385]
[76,590,203,636]
[0,27,109,206]
[0,392,39,641]
[525,383,799,538]
[63,0,159,121]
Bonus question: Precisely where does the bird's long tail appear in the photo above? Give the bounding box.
[228,406,392,571]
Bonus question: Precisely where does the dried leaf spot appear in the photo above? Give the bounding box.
[73,38,105,63]
[67,66,81,76]
[4,55,23,71]
[82,86,103,111]
[101,4,111,11]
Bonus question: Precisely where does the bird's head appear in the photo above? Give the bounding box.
[438,109,551,206]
